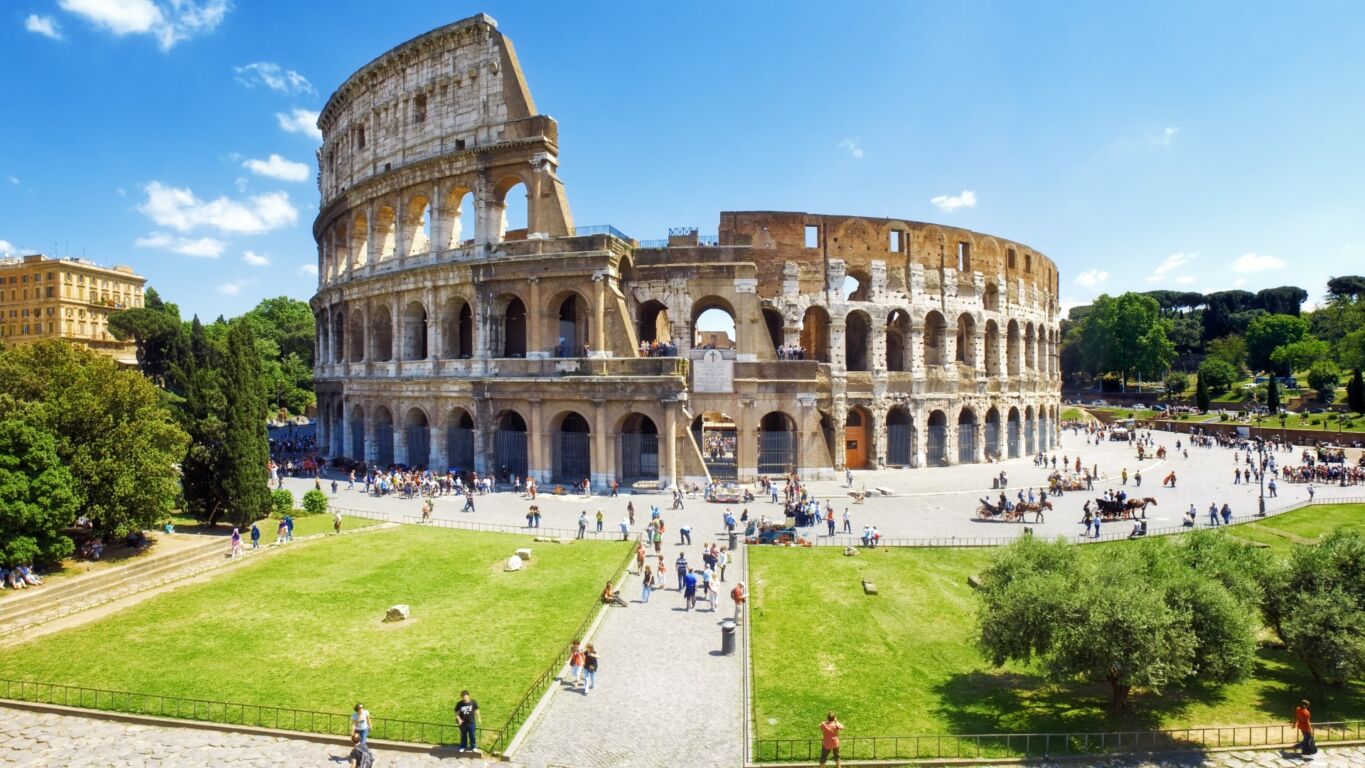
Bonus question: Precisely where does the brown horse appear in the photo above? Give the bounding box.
[1015,500,1053,523]
[1124,497,1158,518]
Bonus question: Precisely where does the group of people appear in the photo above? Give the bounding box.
[775,344,809,360]
[638,339,678,357]
[0,563,43,590]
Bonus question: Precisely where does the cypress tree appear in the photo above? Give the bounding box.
[1349,368,1365,414]
[1195,371,1211,413]
[1267,374,1280,414]
[219,320,272,528]
[179,318,226,524]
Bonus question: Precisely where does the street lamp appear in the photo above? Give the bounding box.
[1256,436,1267,517]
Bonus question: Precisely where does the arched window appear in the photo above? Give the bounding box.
[619,413,659,483]
[351,211,369,268]
[923,311,947,366]
[957,408,977,464]
[348,310,365,362]
[446,408,475,473]
[493,177,529,242]
[693,304,736,350]
[800,306,830,363]
[555,294,590,356]
[401,300,428,360]
[955,313,976,367]
[442,298,473,359]
[373,406,394,466]
[404,194,431,256]
[499,297,527,357]
[845,311,871,371]
[443,187,476,249]
[369,306,393,362]
[374,205,396,261]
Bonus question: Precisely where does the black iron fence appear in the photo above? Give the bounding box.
[754,720,1365,762]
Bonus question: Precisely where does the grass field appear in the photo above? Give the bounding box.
[749,503,1365,742]
[0,526,626,729]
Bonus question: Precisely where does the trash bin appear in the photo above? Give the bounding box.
[991,478,999,490]
[728,531,739,550]
[720,619,737,655]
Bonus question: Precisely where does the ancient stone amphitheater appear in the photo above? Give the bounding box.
[310,14,1062,487]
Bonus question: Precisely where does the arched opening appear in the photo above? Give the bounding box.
[819,411,836,467]
[553,411,592,484]
[493,177,529,242]
[845,407,870,469]
[349,404,365,460]
[446,408,475,474]
[984,320,1001,376]
[983,282,1000,311]
[757,411,797,476]
[442,298,473,359]
[955,313,976,367]
[691,411,737,482]
[373,406,394,466]
[926,410,949,467]
[886,407,913,466]
[403,408,430,468]
[1024,323,1037,371]
[443,187,476,249]
[957,407,978,464]
[1007,407,1021,459]
[374,205,396,261]
[984,407,1001,461]
[330,401,344,456]
[1006,320,1021,376]
[555,293,590,357]
[762,307,784,358]
[886,310,909,372]
[493,410,528,482]
[845,311,871,371]
[499,296,527,358]
[401,300,428,360]
[331,311,346,366]
[348,310,366,362]
[637,300,671,350]
[924,311,947,367]
[404,194,431,256]
[351,211,369,268]
[693,303,736,350]
[800,306,831,363]
[843,271,870,302]
[369,306,393,362]
[618,413,659,484]
[332,224,348,278]
[1024,405,1037,455]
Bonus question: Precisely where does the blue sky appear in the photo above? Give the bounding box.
[3,0,1363,321]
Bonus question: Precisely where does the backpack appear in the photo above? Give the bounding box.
[355,746,374,768]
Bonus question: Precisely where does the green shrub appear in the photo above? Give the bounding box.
[301,489,329,516]
[270,489,294,517]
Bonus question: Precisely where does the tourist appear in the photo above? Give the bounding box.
[595,509,604,533]
[717,547,729,582]
[346,732,373,768]
[1293,699,1315,754]
[706,572,720,611]
[250,523,260,549]
[582,644,599,693]
[819,712,844,768]
[285,513,295,542]
[334,511,343,534]
[684,568,698,610]
[731,581,747,620]
[1208,502,1220,527]
[1308,482,1315,501]
[230,527,242,559]
[620,516,630,541]
[627,500,636,525]
[455,690,480,752]
[826,513,835,537]
[675,553,689,590]
[1221,503,1232,526]
[842,508,851,534]
[568,642,586,686]
[276,518,288,544]
[577,511,587,539]
[602,580,627,607]
[351,702,371,747]
[656,555,667,588]
[641,565,654,603]
[680,523,692,545]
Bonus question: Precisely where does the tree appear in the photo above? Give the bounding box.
[1266,529,1365,685]
[1198,358,1239,394]
[1163,370,1189,401]
[1307,360,1341,403]
[1326,275,1365,304]
[271,489,295,517]
[1196,371,1211,412]
[218,321,272,528]
[1205,335,1249,375]
[1074,293,1176,386]
[178,318,228,524]
[1267,374,1280,414]
[1348,369,1365,413]
[1202,290,1258,342]
[1270,337,1331,374]
[1256,286,1309,316]
[108,287,187,387]
[1340,328,1365,372]
[1246,314,1309,374]
[0,340,188,535]
[0,411,80,566]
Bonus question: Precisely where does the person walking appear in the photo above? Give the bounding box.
[333,511,343,534]
[568,642,586,686]
[1308,482,1315,501]
[1294,699,1315,754]
[683,569,698,610]
[675,553,688,590]
[635,542,647,574]
[731,581,747,620]
[455,690,480,752]
[1208,502,1220,527]
[826,513,835,536]
[351,702,371,747]
[819,712,844,768]
[284,513,294,542]
[276,517,288,544]
[577,511,587,539]
[842,509,851,534]
[230,527,242,559]
[641,565,654,603]
[249,523,260,549]
[582,644,599,693]
[595,509,604,533]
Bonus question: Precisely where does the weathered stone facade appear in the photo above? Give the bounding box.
[310,14,1062,488]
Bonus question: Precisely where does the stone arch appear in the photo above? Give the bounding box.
[401,299,428,360]
[692,297,737,350]
[348,404,366,460]
[957,407,978,464]
[757,411,797,476]
[618,412,660,484]
[984,319,1001,376]
[351,211,369,268]
[331,222,349,278]
[955,313,977,367]
[551,290,592,356]
[446,407,475,473]
[886,406,914,466]
[369,304,393,362]
[886,310,910,372]
[331,310,346,365]
[373,405,395,466]
[493,409,529,482]
[984,406,1001,461]
[800,305,831,363]
[925,409,949,467]
[1006,406,1021,459]
[493,294,527,358]
[348,309,365,362]
[374,204,397,261]
[403,407,431,468]
[762,307,784,357]
[551,410,592,484]
[493,174,531,242]
[1024,405,1037,455]
[843,267,871,302]
[403,193,432,256]
[845,309,872,371]
[1006,319,1021,376]
[983,281,1000,312]
[443,185,476,249]
[441,296,473,359]
[923,310,947,367]
[638,299,671,347]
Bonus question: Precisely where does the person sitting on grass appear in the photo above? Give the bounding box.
[602,581,627,607]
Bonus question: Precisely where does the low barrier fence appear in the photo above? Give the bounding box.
[0,677,490,747]
[754,720,1365,763]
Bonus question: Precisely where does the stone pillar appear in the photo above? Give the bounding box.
[528,398,545,484]
[527,277,542,357]
[870,406,886,469]
[973,324,986,380]
[974,421,986,464]
[662,399,678,489]
[737,398,756,480]
[390,298,402,364]
[593,399,610,489]
[783,321,801,349]
[341,405,353,460]
[429,181,444,253]
[909,324,925,374]
[912,407,926,468]
[528,162,544,236]
[473,397,491,475]
[832,400,848,470]
[316,400,330,455]
[429,422,447,471]
[366,202,377,268]
[830,320,847,370]
[871,319,887,374]
[426,289,440,360]
[734,278,758,362]
[592,273,607,356]
[393,418,408,466]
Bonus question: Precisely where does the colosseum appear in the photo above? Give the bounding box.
[310,14,1062,489]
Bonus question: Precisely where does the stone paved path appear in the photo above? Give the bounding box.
[511,536,747,768]
[1020,746,1364,767]
[0,706,502,767]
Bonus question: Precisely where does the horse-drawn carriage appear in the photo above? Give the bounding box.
[1085,496,1157,522]
[976,497,1051,523]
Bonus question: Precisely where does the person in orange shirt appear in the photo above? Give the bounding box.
[819,711,843,767]
[1294,699,1315,754]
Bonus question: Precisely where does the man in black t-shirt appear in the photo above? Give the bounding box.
[346,733,373,768]
[455,690,480,752]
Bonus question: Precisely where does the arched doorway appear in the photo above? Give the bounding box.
[1024,406,1036,455]
[886,311,909,372]
[984,407,1001,461]
[349,405,365,460]
[446,408,475,473]
[845,311,871,371]
[762,308,784,357]
[1038,403,1050,452]
[500,297,527,357]
[619,413,659,484]
[957,408,977,464]
[402,301,428,360]
[800,306,831,363]
[330,402,344,456]
[1007,407,1021,459]
[924,311,947,366]
[554,411,592,484]
[637,300,671,348]
[845,407,870,469]
[555,294,589,356]
[926,410,948,467]
[494,410,528,482]
[692,412,737,482]
[442,298,473,359]
[886,407,913,467]
[404,408,430,468]
[757,412,797,476]
[693,303,736,350]
[373,406,394,466]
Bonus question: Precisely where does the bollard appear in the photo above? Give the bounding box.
[728,531,739,550]
[720,619,737,655]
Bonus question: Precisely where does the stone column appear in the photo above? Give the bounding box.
[737,398,756,480]
[426,289,440,361]
[528,161,544,236]
[527,277,542,357]
[592,273,607,356]
[912,406,926,468]
[909,324,925,375]
[973,324,986,381]
[974,421,986,464]
[832,400,848,470]
[316,399,329,456]
[870,406,886,469]
[871,319,887,374]
[662,399,678,489]
[734,278,757,362]
[341,404,353,460]
[429,181,444,253]
[366,202,377,268]
[390,297,402,365]
[830,319,847,370]
[528,398,545,484]
[593,399,610,489]
[429,422,447,471]
[393,419,408,466]
[473,397,492,475]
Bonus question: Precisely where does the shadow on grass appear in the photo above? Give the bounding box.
[1249,646,1365,723]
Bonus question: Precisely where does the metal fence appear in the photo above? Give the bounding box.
[0,677,489,747]
[404,425,430,468]
[1008,420,1020,458]
[554,431,592,483]
[754,720,1365,763]
[757,432,796,476]
[398,513,644,543]
[446,427,474,472]
[887,422,912,466]
[573,224,632,241]
[1025,419,1036,455]
[983,420,1000,460]
[957,425,976,464]
[926,426,948,467]
[494,429,528,480]
[619,433,659,482]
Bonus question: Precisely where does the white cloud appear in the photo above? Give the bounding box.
[1153,127,1179,147]
[242,154,309,182]
[930,190,977,213]
[276,107,322,141]
[234,62,314,95]
[1234,277,1247,287]
[242,250,269,266]
[1146,252,1196,282]
[1232,252,1286,273]
[1173,275,1196,285]
[58,0,228,50]
[299,263,318,277]
[1074,269,1109,288]
[0,240,15,256]
[25,14,63,40]
[134,232,225,258]
[217,279,250,296]
[6,176,17,185]
[138,181,298,235]
[838,138,864,160]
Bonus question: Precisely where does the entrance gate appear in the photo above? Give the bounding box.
[958,426,976,464]
[926,426,948,467]
[446,428,474,473]
[494,429,527,481]
[1007,420,1020,459]
[984,421,999,461]
[619,433,659,483]
[757,431,796,476]
[555,431,592,483]
[887,421,911,466]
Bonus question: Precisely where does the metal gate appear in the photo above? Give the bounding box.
[984,421,999,461]
[350,419,364,461]
[926,425,948,467]
[494,429,528,481]
[446,427,474,473]
[1007,420,1020,459]
[555,431,592,483]
[619,433,659,482]
[958,425,976,464]
[887,422,912,466]
[405,425,430,468]
[757,431,796,476]
[1025,419,1036,455]
[331,419,344,456]
[375,423,394,466]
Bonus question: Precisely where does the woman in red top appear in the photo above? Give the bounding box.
[819,711,843,767]
[1295,699,1314,754]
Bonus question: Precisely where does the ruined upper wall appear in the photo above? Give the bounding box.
[718,211,1059,302]
[316,14,553,206]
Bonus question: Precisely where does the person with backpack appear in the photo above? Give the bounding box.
[731,581,747,620]
[346,732,373,768]
[583,644,599,693]
[455,690,480,752]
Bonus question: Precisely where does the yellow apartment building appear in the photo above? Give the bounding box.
[0,253,146,363]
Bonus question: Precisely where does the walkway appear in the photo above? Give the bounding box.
[511,535,747,768]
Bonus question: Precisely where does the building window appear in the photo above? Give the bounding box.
[1025,253,1033,273]
[414,93,427,123]
[357,125,366,149]
[804,224,820,249]
[957,242,971,273]
[1007,248,1016,269]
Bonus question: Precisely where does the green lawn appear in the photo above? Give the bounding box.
[750,504,1365,744]
[0,526,626,732]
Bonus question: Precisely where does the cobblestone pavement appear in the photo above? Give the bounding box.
[0,706,503,767]
[511,540,747,768]
[1018,745,1364,767]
